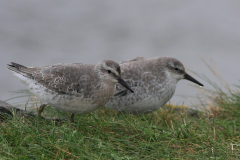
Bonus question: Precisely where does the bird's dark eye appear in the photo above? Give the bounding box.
[174,68,179,71]
[108,70,111,73]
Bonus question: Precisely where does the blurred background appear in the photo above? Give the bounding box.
[1,0,240,109]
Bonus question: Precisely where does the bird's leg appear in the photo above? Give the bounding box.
[70,113,75,123]
[38,104,47,117]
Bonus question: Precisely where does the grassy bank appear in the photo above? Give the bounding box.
[0,90,240,159]
[1,72,240,159]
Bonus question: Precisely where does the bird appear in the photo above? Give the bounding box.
[106,56,203,114]
[7,60,134,122]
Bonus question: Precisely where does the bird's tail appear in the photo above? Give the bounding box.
[7,62,27,74]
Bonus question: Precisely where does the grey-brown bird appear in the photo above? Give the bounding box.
[7,60,134,122]
[106,57,203,114]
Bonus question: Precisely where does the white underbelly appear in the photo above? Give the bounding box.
[30,84,100,114]
[14,73,101,114]
[107,90,175,114]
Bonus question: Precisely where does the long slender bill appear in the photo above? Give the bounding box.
[184,73,204,87]
[117,77,134,93]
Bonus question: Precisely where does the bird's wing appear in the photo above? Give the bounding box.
[8,62,97,95]
[120,57,147,64]
[114,72,157,97]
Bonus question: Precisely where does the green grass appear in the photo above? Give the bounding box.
[1,61,240,159]
[1,88,240,160]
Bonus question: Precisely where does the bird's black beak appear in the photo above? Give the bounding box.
[184,73,204,87]
[117,77,134,93]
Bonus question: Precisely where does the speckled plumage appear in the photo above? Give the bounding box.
[106,57,203,114]
[7,60,133,118]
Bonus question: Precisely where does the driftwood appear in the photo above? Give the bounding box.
[0,100,35,120]
[0,100,65,121]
